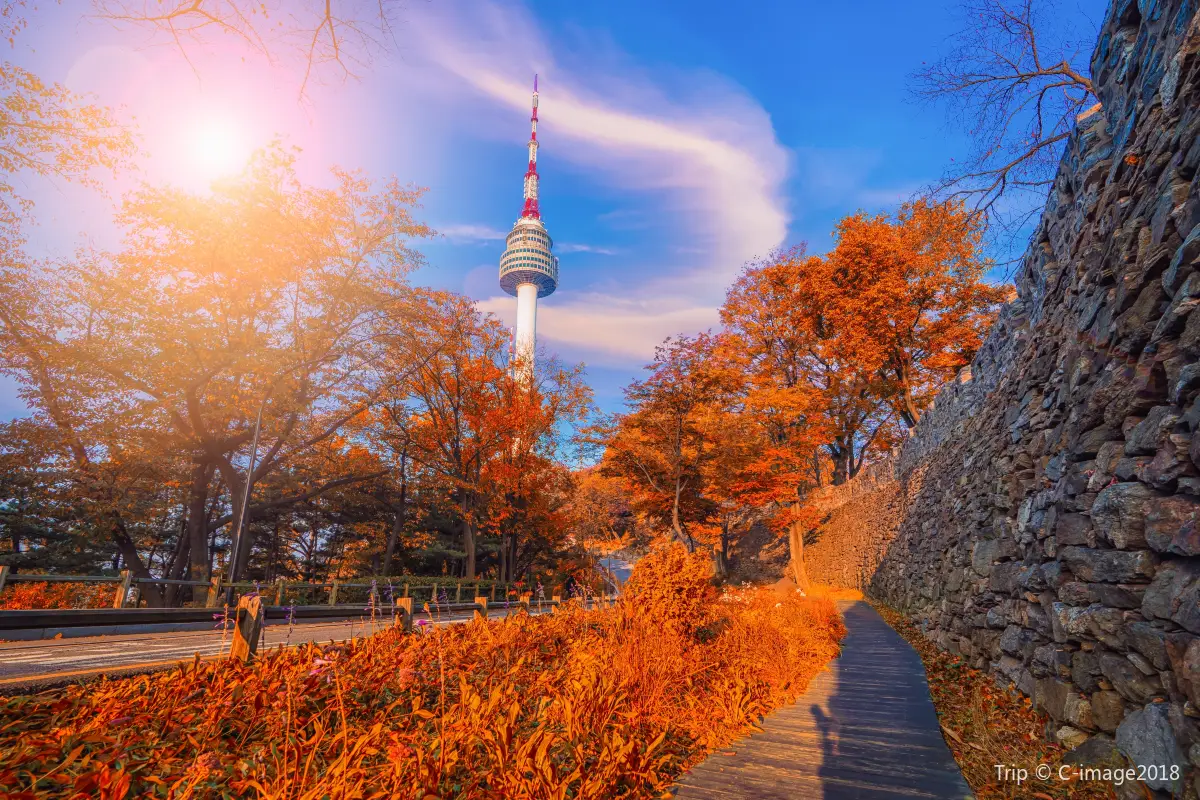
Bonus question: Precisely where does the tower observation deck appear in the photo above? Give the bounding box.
[499,75,557,384]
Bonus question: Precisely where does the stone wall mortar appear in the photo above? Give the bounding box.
[807,1,1200,796]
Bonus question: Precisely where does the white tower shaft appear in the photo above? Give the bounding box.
[514,283,538,384]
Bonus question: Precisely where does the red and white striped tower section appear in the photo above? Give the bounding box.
[499,74,558,387]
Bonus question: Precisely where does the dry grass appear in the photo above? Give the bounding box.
[0,545,844,799]
[873,601,1116,800]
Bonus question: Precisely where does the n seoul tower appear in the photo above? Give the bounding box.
[499,75,558,385]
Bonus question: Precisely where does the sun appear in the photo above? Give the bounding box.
[184,114,252,181]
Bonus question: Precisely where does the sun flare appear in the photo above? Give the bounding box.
[184,114,251,181]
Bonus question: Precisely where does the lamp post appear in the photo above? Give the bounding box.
[225,398,267,607]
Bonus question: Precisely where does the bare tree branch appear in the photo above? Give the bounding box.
[912,0,1099,255]
[91,0,403,99]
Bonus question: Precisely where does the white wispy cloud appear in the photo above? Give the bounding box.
[557,243,618,255]
[396,0,791,366]
[437,223,509,243]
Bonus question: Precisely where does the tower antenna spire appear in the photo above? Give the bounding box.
[521,74,540,220]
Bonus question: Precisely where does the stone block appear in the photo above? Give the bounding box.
[1144,494,1200,555]
[1060,581,1098,605]
[1162,223,1200,297]
[971,539,998,576]
[1116,703,1188,794]
[1035,677,1074,721]
[1100,651,1164,703]
[1000,625,1033,656]
[989,562,1021,594]
[1056,512,1096,546]
[1126,620,1171,670]
[1124,406,1181,455]
[1092,690,1126,732]
[1092,482,1158,548]
[1165,633,1200,706]
[1142,560,1200,634]
[1056,725,1091,748]
[1052,602,1093,643]
[1060,546,1158,583]
[1091,583,1147,609]
[1063,733,1121,765]
[1074,649,1102,693]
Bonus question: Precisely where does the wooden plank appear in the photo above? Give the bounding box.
[674,600,973,800]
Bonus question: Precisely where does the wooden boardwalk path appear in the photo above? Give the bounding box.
[674,600,973,799]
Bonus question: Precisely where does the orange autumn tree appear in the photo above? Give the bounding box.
[386,294,592,581]
[599,334,731,552]
[601,201,1008,588]
[0,149,436,601]
[828,199,1009,428]
[721,247,888,489]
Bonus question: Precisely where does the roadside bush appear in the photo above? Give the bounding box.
[0,581,117,610]
[0,551,844,799]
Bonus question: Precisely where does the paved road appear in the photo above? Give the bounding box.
[0,606,537,689]
[674,600,973,799]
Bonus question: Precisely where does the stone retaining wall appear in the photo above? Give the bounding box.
[807,1,1200,796]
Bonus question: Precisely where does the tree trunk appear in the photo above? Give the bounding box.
[109,517,164,606]
[461,496,476,580]
[164,532,190,607]
[508,532,519,581]
[672,476,692,551]
[897,356,921,429]
[828,443,850,486]
[713,518,730,577]
[187,461,213,604]
[383,457,407,576]
[788,501,810,593]
[498,532,509,582]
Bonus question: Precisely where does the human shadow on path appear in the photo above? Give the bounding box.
[812,601,973,799]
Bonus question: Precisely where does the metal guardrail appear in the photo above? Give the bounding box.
[0,566,574,610]
[0,601,540,630]
[0,594,620,642]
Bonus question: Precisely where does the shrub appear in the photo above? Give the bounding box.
[0,568,844,798]
[620,542,716,638]
[0,581,118,610]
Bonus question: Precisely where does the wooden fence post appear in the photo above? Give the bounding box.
[490,582,496,602]
[229,594,264,662]
[403,582,409,598]
[519,591,532,612]
[474,595,488,619]
[0,565,8,595]
[454,582,462,603]
[273,579,285,606]
[205,574,222,608]
[112,569,132,609]
[431,582,439,606]
[328,580,340,606]
[396,597,413,633]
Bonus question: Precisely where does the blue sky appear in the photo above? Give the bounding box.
[3,0,1106,419]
